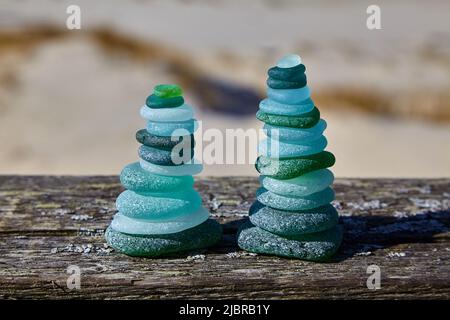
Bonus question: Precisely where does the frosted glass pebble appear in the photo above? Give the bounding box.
[120,162,194,193]
[264,119,327,143]
[139,158,203,176]
[258,135,327,158]
[260,169,334,197]
[105,219,222,257]
[111,207,210,235]
[140,104,194,122]
[277,54,302,68]
[116,189,201,220]
[259,98,314,116]
[256,187,335,211]
[249,202,339,236]
[237,222,342,262]
[146,119,198,137]
[267,86,311,104]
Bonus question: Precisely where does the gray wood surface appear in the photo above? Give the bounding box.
[0,175,449,299]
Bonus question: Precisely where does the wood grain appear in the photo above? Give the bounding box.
[0,176,449,299]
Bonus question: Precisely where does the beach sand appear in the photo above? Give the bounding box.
[0,0,449,177]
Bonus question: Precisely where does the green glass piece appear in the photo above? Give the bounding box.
[153,84,183,98]
[267,76,307,89]
[255,152,336,179]
[105,219,222,257]
[267,64,306,82]
[120,162,194,193]
[136,129,194,150]
[249,201,339,237]
[237,221,342,262]
[146,94,184,109]
[256,107,320,128]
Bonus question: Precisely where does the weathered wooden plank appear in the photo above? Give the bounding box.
[0,176,449,299]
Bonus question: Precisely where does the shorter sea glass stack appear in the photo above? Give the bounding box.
[237,54,342,261]
[106,84,222,257]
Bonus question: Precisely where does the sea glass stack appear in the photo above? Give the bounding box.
[237,54,342,261]
[105,84,222,257]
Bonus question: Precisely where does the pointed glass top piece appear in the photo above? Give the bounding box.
[276,54,302,68]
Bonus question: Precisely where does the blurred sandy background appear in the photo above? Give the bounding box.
[0,0,449,177]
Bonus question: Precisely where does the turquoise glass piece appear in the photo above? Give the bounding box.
[277,54,302,68]
[259,98,314,116]
[140,104,194,122]
[267,86,311,104]
[146,119,198,136]
[264,119,326,142]
[237,222,342,262]
[260,169,334,197]
[249,201,339,236]
[116,189,201,220]
[256,187,335,211]
[139,158,203,176]
[110,206,210,235]
[258,135,327,158]
[120,162,194,193]
[105,219,222,257]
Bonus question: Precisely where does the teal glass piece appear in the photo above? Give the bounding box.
[267,76,307,89]
[146,94,184,108]
[268,64,306,82]
[277,54,302,68]
[116,189,202,220]
[249,201,339,236]
[140,104,193,122]
[120,162,194,193]
[260,169,334,197]
[264,119,326,143]
[258,135,327,158]
[259,98,314,116]
[146,119,198,137]
[237,222,342,262]
[110,206,210,235]
[105,219,222,257]
[256,187,335,211]
[139,158,203,176]
[267,86,311,104]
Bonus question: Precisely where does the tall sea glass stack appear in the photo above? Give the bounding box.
[237,55,342,261]
[106,84,222,257]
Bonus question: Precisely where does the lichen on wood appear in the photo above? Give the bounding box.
[0,176,449,299]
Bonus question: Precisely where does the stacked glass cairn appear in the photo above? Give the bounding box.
[106,84,222,257]
[237,55,342,261]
